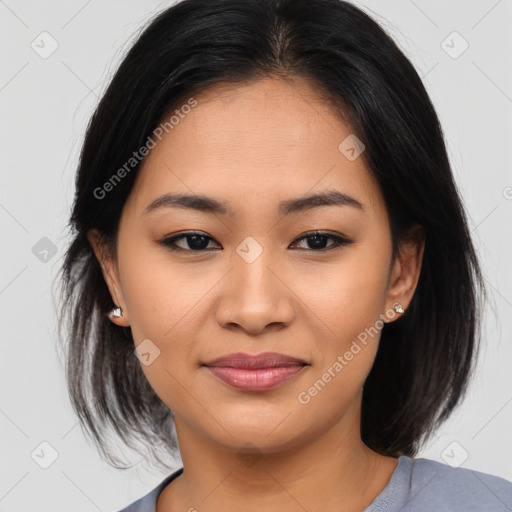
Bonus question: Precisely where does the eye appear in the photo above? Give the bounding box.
[290,231,354,252]
[159,231,221,252]
[159,230,353,253]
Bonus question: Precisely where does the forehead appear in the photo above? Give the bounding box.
[126,77,385,218]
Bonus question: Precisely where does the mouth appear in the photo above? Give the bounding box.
[201,352,309,392]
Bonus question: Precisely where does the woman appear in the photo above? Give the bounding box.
[58,0,512,510]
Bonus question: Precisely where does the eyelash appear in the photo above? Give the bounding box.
[159,230,353,253]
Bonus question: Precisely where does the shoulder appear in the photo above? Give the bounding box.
[113,467,183,512]
[396,455,512,511]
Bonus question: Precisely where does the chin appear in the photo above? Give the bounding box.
[205,418,312,455]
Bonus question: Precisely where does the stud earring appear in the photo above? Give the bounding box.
[393,303,405,314]
[110,306,123,318]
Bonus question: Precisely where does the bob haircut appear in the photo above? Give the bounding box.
[58,0,485,470]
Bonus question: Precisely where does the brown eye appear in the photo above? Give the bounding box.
[160,232,221,252]
[290,231,353,252]
[160,230,353,254]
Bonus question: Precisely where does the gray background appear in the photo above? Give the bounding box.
[1,0,511,510]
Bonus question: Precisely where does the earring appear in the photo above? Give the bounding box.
[110,306,123,318]
[393,303,405,314]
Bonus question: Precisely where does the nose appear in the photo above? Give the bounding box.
[215,247,296,335]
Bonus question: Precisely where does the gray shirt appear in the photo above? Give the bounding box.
[116,455,512,511]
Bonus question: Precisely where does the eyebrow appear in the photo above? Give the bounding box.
[142,189,364,217]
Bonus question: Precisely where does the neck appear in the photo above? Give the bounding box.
[157,398,399,512]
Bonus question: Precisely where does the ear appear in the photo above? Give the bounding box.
[87,229,130,327]
[384,224,425,323]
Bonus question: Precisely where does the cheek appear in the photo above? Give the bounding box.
[293,251,390,422]
[118,244,209,414]
[298,243,390,340]
[117,240,221,407]
[118,238,211,341]
[293,241,391,404]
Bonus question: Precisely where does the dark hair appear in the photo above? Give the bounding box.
[57,0,485,469]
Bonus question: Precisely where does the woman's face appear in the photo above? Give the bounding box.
[90,77,423,455]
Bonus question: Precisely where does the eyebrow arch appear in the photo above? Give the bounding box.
[143,189,364,217]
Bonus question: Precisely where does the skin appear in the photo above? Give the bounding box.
[88,77,425,512]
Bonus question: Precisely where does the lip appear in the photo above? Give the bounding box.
[202,352,309,391]
[203,351,308,368]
